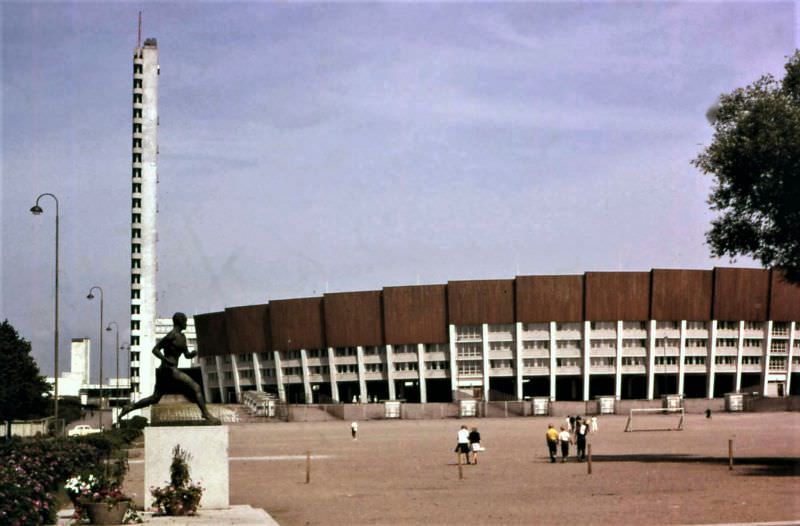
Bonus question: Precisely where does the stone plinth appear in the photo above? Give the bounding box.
[144,425,230,509]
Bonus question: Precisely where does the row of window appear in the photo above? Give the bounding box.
[207,354,800,383]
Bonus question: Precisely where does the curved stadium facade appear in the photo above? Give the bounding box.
[194,267,800,405]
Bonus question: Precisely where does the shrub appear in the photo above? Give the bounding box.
[150,445,203,516]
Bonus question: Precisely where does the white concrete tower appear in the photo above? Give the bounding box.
[70,338,91,385]
[129,28,159,404]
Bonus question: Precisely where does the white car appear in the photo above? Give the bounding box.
[68,424,101,437]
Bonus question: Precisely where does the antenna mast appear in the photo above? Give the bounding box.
[137,11,142,48]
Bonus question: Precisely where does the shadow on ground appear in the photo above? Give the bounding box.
[590,454,800,477]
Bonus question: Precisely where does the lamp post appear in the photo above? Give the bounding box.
[30,193,60,425]
[106,321,119,406]
[87,286,104,429]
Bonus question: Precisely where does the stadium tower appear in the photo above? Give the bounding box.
[129,19,159,409]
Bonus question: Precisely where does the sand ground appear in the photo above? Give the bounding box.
[125,412,800,525]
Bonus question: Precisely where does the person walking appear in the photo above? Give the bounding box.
[590,416,598,432]
[546,424,559,463]
[575,418,589,461]
[456,425,471,464]
[351,421,358,440]
[468,427,482,464]
[558,426,571,463]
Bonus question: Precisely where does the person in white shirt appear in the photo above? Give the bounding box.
[558,426,571,463]
[590,416,598,432]
[351,421,358,440]
[456,425,471,464]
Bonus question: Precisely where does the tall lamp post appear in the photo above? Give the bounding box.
[87,286,104,429]
[106,321,119,416]
[30,193,60,426]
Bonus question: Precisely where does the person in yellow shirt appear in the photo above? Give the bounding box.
[545,424,559,463]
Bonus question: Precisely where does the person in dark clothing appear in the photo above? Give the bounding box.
[569,415,576,433]
[575,418,589,461]
[468,427,482,464]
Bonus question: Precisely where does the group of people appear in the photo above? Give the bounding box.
[455,425,482,465]
[545,415,595,463]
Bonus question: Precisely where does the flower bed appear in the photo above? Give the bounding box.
[0,425,145,525]
[0,438,99,525]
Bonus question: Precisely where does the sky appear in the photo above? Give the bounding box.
[1,1,797,381]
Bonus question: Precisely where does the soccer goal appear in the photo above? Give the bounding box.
[624,407,685,432]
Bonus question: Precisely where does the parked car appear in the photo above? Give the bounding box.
[68,424,101,437]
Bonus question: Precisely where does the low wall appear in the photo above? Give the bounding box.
[750,396,800,412]
[287,405,342,422]
[401,403,459,420]
[279,395,799,422]
[0,419,53,438]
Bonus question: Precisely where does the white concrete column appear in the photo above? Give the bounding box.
[199,359,212,403]
[327,347,340,402]
[583,321,591,402]
[356,346,367,403]
[549,322,557,402]
[417,343,427,403]
[787,322,796,395]
[646,320,656,400]
[761,321,772,396]
[230,354,242,403]
[273,351,286,402]
[514,322,524,400]
[735,321,745,392]
[214,356,225,404]
[707,321,717,399]
[385,344,396,401]
[615,321,624,400]
[448,325,458,394]
[481,324,490,402]
[678,320,687,397]
[252,353,263,392]
[299,349,312,404]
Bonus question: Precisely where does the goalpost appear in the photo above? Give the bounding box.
[624,407,685,432]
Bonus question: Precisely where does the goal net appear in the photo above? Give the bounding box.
[624,407,685,432]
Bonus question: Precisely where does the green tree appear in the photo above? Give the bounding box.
[693,50,800,282]
[0,320,51,426]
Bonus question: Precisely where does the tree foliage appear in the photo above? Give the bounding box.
[693,50,800,282]
[0,320,50,422]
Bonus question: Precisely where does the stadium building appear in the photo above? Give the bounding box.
[193,267,800,404]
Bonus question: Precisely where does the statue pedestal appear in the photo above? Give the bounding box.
[144,425,230,509]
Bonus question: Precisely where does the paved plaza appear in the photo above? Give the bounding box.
[125,412,800,525]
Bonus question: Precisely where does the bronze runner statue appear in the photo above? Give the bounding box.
[118,312,220,424]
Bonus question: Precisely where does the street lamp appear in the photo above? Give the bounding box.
[87,286,104,429]
[30,193,60,426]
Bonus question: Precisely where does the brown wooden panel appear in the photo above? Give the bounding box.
[585,272,650,321]
[651,269,713,321]
[269,297,326,351]
[224,304,271,355]
[447,280,515,325]
[383,285,448,345]
[769,270,800,321]
[324,291,384,347]
[516,275,583,322]
[713,268,769,321]
[194,311,229,357]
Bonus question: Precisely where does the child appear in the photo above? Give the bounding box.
[351,421,358,440]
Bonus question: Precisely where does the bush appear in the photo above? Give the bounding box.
[0,438,100,524]
[119,415,148,432]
